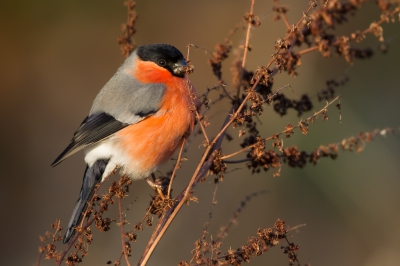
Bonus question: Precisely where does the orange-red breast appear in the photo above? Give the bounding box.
[52,44,197,243]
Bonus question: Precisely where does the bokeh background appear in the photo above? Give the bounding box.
[1,1,400,265]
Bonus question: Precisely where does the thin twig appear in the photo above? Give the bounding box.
[221,146,253,160]
[281,12,291,30]
[119,197,131,266]
[195,110,210,145]
[288,223,307,232]
[216,191,266,243]
[224,158,252,164]
[187,43,214,60]
[297,45,319,55]
[167,138,187,198]
[306,95,340,121]
[209,183,219,219]
[275,0,291,29]
[35,250,43,266]
[236,0,256,99]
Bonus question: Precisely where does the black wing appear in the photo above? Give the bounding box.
[51,112,129,167]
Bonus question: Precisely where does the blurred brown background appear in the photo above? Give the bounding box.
[1,1,400,265]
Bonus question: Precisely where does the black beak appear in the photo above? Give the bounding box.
[173,59,188,77]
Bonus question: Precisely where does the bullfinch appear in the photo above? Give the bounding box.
[52,44,197,244]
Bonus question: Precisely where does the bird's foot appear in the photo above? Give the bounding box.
[145,177,163,189]
[145,175,167,200]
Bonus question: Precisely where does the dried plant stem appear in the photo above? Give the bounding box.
[119,197,131,266]
[275,0,291,29]
[36,238,47,266]
[227,22,244,40]
[216,191,266,243]
[139,150,215,265]
[298,7,400,56]
[139,154,219,266]
[283,236,300,266]
[185,79,256,200]
[281,12,291,30]
[306,95,340,120]
[266,2,316,69]
[57,234,78,266]
[224,158,252,163]
[236,0,255,99]
[288,224,307,232]
[195,110,210,145]
[361,7,399,35]
[167,138,187,198]
[35,251,42,266]
[297,45,319,55]
[36,220,63,266]
[221,95,341,161]
[220,146,253,160]
[192,221,296,266]
[211,91,254,147]
[208,182,219,220]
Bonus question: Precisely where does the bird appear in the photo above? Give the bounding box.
[51,43,198,244]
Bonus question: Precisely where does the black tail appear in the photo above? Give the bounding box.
[63,159,109,244]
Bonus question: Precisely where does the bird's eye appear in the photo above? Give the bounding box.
[158,59,166,66]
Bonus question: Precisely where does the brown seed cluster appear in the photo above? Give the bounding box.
[243,13,261,27]
[118,0,138,57]
[317,76,348,102]
[208,42,232,82]
[179,219,298,266]
[209,149,227,182]
[273,93,313,116]
[244,128,398,175]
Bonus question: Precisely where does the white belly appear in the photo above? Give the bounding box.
[84,137,156,182]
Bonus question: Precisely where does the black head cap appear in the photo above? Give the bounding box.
[136,44,187,77]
